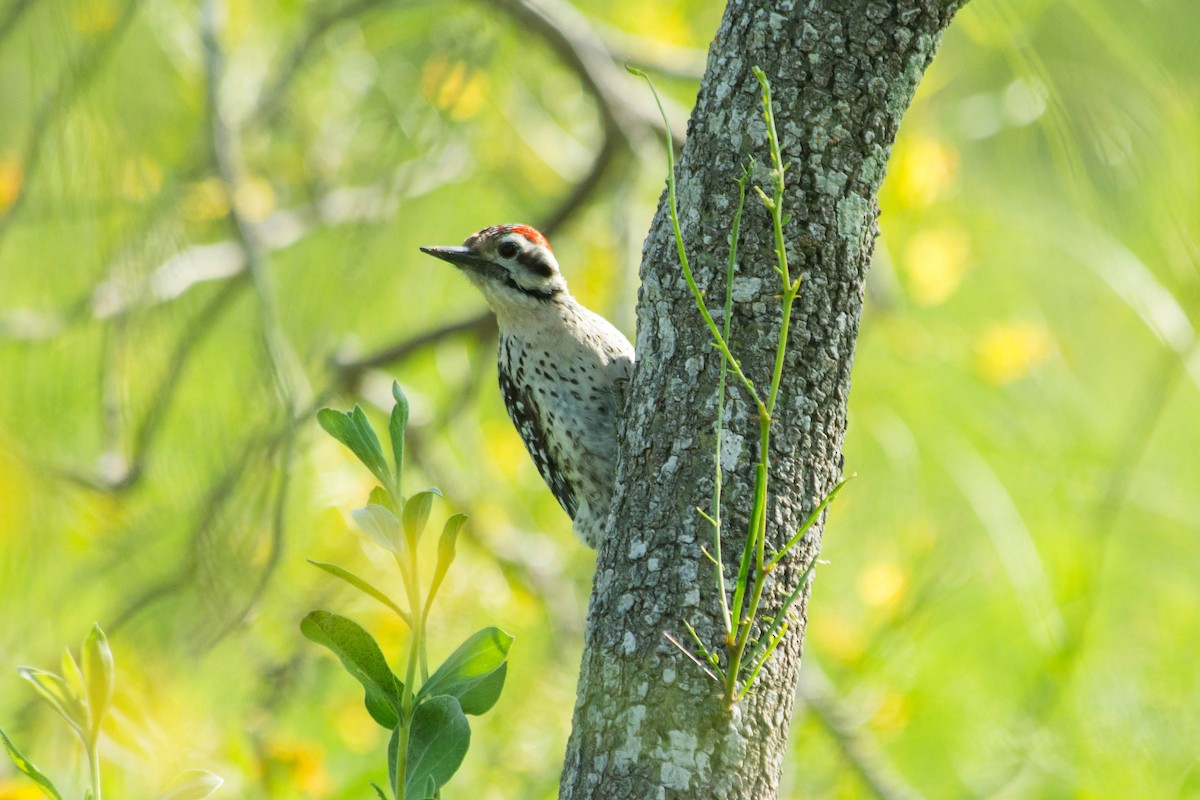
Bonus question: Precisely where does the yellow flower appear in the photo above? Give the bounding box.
[120,156,163,200]
[0,157,22,215]
[233,175,275,223]
[889,135,959,208]
[263,738,331,797]
[902,228,971,305]
[870,691,912,736]
[181,178,230,221]
[975,320,1054,385]
[0,778,46,800]
[857,560,907,613]
[0,444,31,541]
[72,0,118,34]
[814,609,866,663]
[421,56,489,120]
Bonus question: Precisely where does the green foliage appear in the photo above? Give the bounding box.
[2,626,222,800]
[308,382,511,799]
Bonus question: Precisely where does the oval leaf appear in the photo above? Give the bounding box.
[155,769,224,800]
[389,382,409,488]
[300,611,402,729]
[351,504,403,554]
[0,728,64,800]
[405,696,470,797]
[82,624,114,741]
[402,490,438,548]
[454,661,507,716]
[317,406,392,489]
[418,627,512,715]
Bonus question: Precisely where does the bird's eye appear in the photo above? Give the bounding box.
[498,240,520,259]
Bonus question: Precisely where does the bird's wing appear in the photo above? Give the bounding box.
[498,367,579,519]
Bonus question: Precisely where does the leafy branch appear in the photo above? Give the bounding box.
[305,382,511,799]
[630,65,849,707]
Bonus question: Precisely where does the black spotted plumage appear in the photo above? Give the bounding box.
[498,351,578,519]
[421,223,635,548]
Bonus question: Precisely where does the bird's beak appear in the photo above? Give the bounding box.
[420,245,483,270]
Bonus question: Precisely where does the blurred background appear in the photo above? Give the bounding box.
[1,0,1197,797]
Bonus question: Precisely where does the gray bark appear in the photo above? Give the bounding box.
[560,2,965,798]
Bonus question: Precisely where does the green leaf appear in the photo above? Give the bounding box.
[419,627,512,715]
[402,490,439,549]
[155,769,224,800]
[61,649,83,696]
[368,485,397,515]
[306,560,410,626]
[389,382,409,488]
[18,668,86,737]
[435,514,466,576]
[454,662,508,716]
[317,405,392,489]
[0,728,64,800]
[424,514,467,612]
[300,610,402,729]
[370,782,389,800]
[82,624,114,741]
[351,503,403,555]
[405,696,470,798]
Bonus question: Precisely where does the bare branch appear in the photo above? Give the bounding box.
[486,0,686,147]
[334,312,497,384]
[250,0,396,127]
[0,0,142,252]
[591,18,706,81]
[0,0,35,49]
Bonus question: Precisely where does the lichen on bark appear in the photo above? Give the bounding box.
[560,2,968,799]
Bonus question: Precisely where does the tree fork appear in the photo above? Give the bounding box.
[560,1,967,798]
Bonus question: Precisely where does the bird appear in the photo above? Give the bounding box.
[421,224,635,548]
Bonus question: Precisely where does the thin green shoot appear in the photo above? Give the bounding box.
[712,165,751,640]
[635,63,847,707]
[764,476,853,572]
[626,65,765,417]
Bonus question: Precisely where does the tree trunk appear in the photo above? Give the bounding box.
[560,2,966,798]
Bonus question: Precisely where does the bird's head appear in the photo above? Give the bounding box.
[421,225,567,315]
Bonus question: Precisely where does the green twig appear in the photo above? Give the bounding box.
[743,554,819,671]
[765,477,852,572]
[638,63,844,708]
[626,66,764,416]
[712,166,751,639]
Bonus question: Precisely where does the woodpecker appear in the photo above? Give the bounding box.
[421,224,634,548]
